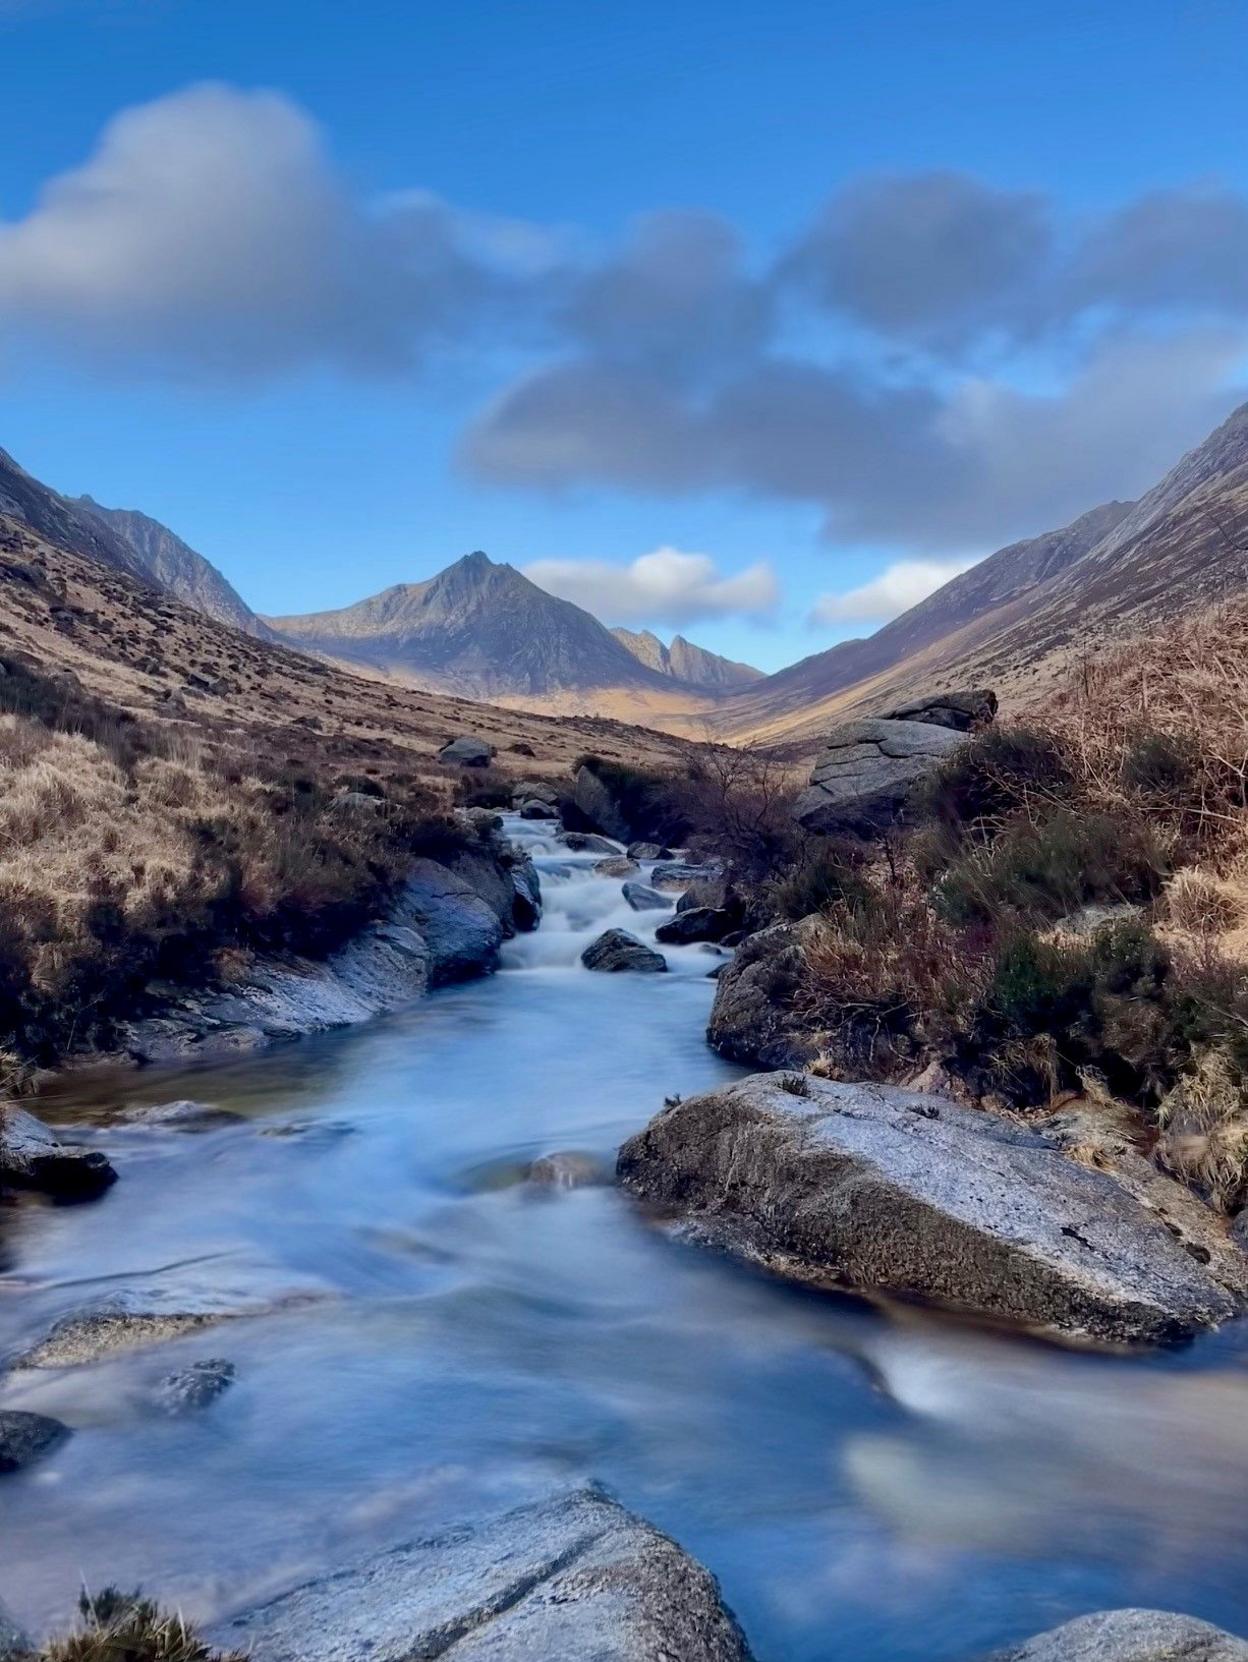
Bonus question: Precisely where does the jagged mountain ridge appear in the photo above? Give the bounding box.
[266,553,752,704]
[610,627,762,690]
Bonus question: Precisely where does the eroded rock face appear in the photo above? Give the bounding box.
[0,1106,117,1202]
[0,1409,70,1473]
[617,1073,1248,1345]
[994,1609,1248,1661]
[581,929,668,974]
[794,717,964,835]
[209,1488,754,1662]
[883,688,998,731]
[706,923,818,1069]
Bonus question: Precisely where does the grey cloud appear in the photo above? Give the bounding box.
[1067,185,1248,316]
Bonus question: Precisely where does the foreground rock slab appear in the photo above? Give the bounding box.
[995,1609,1248,1660]
[211,1487,753,1662]
[617,1074,1248,1345]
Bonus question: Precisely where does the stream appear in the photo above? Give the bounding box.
[4,818,1248,1660]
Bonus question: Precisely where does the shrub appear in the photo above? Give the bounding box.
[916,725,1074,840]
[40,1587,245,1662]
[933,808,1167,926]
[1156,1048,1248,1213]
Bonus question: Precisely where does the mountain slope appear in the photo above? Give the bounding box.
[0,448,154,582]
[710,400,1248,748]
[75,497,268,637]
[266,552,739,708]
[610,628,762,689]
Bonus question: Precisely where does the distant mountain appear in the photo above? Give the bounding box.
[611,627,762,690]
[710,400,1248,746]
[0,448,152,582]
[266,552,680,701]
[75,497,268,638]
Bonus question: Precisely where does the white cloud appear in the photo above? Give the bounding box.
[524,547,778,625]
[811,557,977,625]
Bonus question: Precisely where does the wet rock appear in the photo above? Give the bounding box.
[794,717,964,835]
[560,832,622,855]
[526,1151,611,1189]
[509,855,542,931]
[117,1099,244,1132]
[519,799,559,819]
[403,859,505,985]
[12,1288,312,1369]
[677,876,730,913]
[650,861,722,892]
[656,906,737,946]
[623,882,671,912]
[617,1073,1248,1346]
[883,688,997,732]
[438,735,494,767]
[581,929,668,975]
[0,1105,117,1202]
[628,842,671,861]
[513,780,560,807]
[210,1487,753,1662]
[994,1609,1248,1661]
[0,1409,70,1473]
[155,1358,236,1415]
[594,856,640,878]
[573,764,631,842]
[706,922,819,1069]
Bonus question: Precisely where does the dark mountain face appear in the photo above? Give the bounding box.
[266,552,692,699]
[75,498,267,637]
[0,449,152,582]
[611,627,762,690]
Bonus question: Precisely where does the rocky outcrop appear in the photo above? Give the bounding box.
[120,838,535,1063]
[0,1106,117,1201]
[581,930,668,974]
[706,922,819,1069]
[209,1487,753,1662]
[794,716,965,835]
[616,1073,1248,1345]
[0,1409,70,1473]
[994,1610,1248,1661]
[573,764,631,842]
[438,736,494,767]
[883,688,998,730]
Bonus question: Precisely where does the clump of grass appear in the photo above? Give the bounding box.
[38,1588,244,1662]
[1156,1049,1248,1213]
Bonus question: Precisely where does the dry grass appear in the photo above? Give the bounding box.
[36,1589,244,1662]
[1156,1048,1248,1212]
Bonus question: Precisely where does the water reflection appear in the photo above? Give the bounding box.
[3,822,1248,1661]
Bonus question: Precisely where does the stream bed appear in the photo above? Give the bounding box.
[4,819,1248,1660]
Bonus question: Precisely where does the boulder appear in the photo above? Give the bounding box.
[655,906,738,946]
[616,1073,1248,1345]
[210,1487,753,1662]
[437,736,494,768]
[519,799,559,819]
[0,1105,117,1201]
[706,922,819,1069]
[0,1409,70,1473]
[581,929,668,975]
[882,688,997,731]
[993,1610,1248,1661]
[651,861,722,892]
[510,856,543,931]
[594,856,640,878]
[560,832,622,855]
[573,764,631,842]
[628,842,672,862]
[677,876,730,913]
[155,1358,236,1415]
[403,859,505,985]
[513,780,560,807]
[794,717,964,835]
[623,882,671,913]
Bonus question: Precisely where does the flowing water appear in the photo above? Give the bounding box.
[5,820,1248,1659]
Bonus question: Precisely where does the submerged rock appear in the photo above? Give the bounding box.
[117,1099,243,1132]
[622,881,671,912]
[617,1073,1248,1345]
[706,922,819,1069]
[155,1358,236,1415]
[794,716,964,835]
[581,930,668,975]
[994,1609,1248,1660]
[526,1150,611,1190]
[210,1487,753,1662]
[0,1409,70,1473]
[12,1288,313,1369]
[0,1106,117,1201]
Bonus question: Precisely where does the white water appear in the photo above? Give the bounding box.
[3,819,1248,1660]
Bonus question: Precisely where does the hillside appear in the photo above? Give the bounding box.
[266,552,741,715]
[708,401,1248,750]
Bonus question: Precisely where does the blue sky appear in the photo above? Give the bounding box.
[3,0,1247,671]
